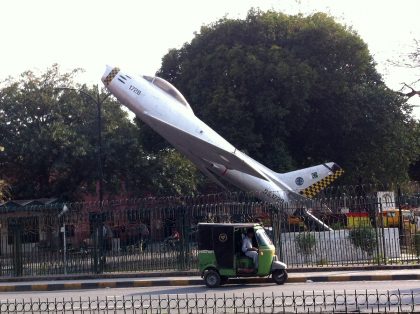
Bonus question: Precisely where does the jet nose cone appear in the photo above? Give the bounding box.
[102,65,120,86]
[101,65,113,83]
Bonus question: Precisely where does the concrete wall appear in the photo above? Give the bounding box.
[280,228,401,265]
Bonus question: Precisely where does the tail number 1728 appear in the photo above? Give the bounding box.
[129,85,141,96]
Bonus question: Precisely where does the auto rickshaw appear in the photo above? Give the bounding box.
[198,223,287,288]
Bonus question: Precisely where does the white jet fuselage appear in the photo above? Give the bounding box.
[102,66,343,214]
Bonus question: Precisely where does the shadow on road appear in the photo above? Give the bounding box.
[127,284,268,296]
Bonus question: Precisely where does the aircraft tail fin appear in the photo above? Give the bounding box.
[277,162,344,198]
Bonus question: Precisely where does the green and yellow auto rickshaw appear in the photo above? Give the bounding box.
[198,223,287,288]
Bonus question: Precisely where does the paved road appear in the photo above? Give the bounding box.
[1,280,419,313]
[1,279,419,299]
[2,268,419,286]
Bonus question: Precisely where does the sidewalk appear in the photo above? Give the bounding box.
[0,268,419,292]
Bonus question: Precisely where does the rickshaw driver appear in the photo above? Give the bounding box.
[242,228,258,270]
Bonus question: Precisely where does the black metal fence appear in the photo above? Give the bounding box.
[1,290,420,313]
[0,184,419,277]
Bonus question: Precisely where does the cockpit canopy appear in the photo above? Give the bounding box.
[143,75,191,109]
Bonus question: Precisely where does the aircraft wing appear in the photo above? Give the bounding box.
[144,114,269,181]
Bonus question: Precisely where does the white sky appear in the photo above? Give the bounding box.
[1,0,419,118]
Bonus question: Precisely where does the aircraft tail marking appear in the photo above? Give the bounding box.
[277,162,344,198]
[300,166,344,198]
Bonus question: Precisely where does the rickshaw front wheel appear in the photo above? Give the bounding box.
[272,269,288,285]
[204,269,221,288]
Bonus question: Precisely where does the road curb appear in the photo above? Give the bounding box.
[2,264,419,283]
[1,274,420,292]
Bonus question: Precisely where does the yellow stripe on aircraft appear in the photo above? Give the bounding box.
[300,168,344,198]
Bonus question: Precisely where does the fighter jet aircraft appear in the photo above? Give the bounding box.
[101,66,343,225]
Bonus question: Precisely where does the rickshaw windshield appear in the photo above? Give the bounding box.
[255,229,273,246]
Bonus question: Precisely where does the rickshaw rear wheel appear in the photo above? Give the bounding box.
[272,269,288,285]
[204,269,221,288]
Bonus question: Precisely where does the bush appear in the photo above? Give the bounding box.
[295,233,316,256]
[330,222,345,230]
[415,233,420,256]
[349,227,377,255]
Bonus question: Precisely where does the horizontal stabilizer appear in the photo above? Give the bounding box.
[277,162,344,198]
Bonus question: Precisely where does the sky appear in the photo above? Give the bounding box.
[1,0,419,118]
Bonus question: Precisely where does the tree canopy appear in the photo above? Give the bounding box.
[409,122,420,181]
[1,11,418,201]
[0,65,198,200]
[394,40,420,182]
[157,10,419,183]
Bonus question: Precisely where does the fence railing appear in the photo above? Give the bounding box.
[1,290,419,313]
[0,188,419,277]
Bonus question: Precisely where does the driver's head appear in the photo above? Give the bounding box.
[246,228,254,238]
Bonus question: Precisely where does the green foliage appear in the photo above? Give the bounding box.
[330,222,345,230]
[408,122,420,181]
[0,65,199,199]
[415,232,420,257]
[295,233,316,256]
[158,9,418,183]
[143,149,198,196]
[0,180,8,202]
[316,258,329,266]
[348,227,377,255]
[0,146,8,201]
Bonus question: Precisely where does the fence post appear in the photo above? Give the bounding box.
[98,214,106,273]
[92,219,99,274]
[379,199,387,265]
[397,186,404,243]
[92,213,105,274]
[270,205,283,260]
[269,206,277,250]
[184,205,193,270]
[178,206,186,271]
[11,220,23,277]
[374,199,380,266]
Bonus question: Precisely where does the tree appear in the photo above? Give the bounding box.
[408,121,420,181]
[157,10,418,184]
[147,149,199,195]
[0,181,7,201]
[396,39,420,100]
[393,41,420,182]
[0,65,198,199]
[0,145,9,201]
[0,65,88,198]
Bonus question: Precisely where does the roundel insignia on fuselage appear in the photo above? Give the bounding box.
[295,177,304,186]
